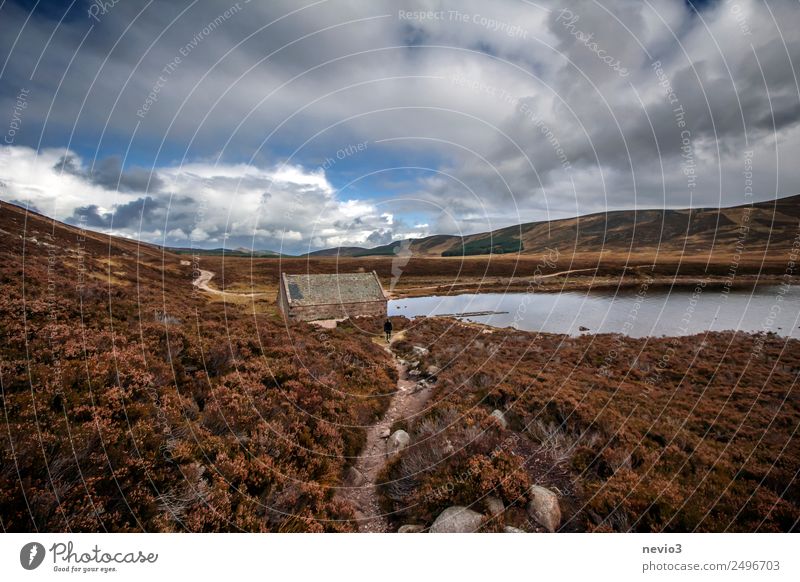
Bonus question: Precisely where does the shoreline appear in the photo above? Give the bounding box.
[387,274,796,299]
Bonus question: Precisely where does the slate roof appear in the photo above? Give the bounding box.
[282,272,386,306]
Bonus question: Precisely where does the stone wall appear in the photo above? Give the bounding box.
[285,299,386,321]
[277,281,291,316]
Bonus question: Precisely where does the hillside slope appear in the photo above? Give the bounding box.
[0,201,396,532]
[307,194,800,258]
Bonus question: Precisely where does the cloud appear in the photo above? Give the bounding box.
[55,154,163,193]
[366,229,394,245]
[0,146,412,254]
[69,196,161,229]
[0,0,798,244]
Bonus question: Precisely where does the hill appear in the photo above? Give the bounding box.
[167,246,285,258]
[303,245,372,257]
[0,200,396,532]
[307,194,800,258]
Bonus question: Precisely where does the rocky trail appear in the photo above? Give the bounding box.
[191,269,436,532]
[340,330,434,533]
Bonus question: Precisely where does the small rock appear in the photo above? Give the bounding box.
[503,526,525,533]
[442,438,455,455]
[379,427,391,439]
[154,310,182,325]
[490,409,507,429]
[430,506,484,533]
[412,345,429,356]
[345,466,365,487]
[398,524,425,533]
[579,325,590,332]
[425,365,440,377]
[527,485,561,532]
[485,496,504,516]
[386,430,410,456]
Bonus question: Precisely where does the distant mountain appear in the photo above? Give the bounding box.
[303,245,370,257]
[167,246,285,258]
[305,194,800,258]
[5,193,799,261]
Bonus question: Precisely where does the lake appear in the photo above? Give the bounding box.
[389,284,800,338]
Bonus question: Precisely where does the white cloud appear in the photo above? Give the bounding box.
[0,145,410,254]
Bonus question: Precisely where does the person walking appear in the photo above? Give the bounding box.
[383,318,393,342]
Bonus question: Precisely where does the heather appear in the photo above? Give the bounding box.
[379,318,799,532]
[0,205,395,531]
[2,202,797,532]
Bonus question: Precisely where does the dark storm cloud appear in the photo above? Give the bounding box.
[69,196,162,229]
[54,154,162,193]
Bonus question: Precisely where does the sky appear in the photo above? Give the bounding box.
[0,0,798,254]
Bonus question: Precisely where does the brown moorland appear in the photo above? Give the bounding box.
[0,201,397,532]
[1,200,798,532]
[375,317,799,532]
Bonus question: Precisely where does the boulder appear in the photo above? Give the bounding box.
[485,496,504,516]
[386,430,410,456]
[398,524,425,533]
[430,506,484,533]
[425,365,440,377]
[527,485,561,532]
[490,409,507,429]
[503,526,525,533]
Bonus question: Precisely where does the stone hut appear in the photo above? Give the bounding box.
[277,271,387,321]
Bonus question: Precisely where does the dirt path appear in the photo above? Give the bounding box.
[192,269,268,297]
[341,330,434,532]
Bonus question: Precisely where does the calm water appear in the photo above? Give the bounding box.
[389,285,800,338]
